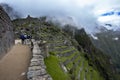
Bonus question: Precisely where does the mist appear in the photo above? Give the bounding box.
[0,0,120,33]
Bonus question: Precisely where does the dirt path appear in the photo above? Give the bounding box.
[0,44,32,80]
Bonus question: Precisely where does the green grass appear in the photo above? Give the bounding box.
[44,55,71,80]
[74,58,84,79]
[52,47,75,55]
[55,46,67,49]
[92,70,104,80]
[66,62,73,69]
[66,54,80,70]
[48,40,64,43]
[61,48,75,54]
[39,33,48,37]
[80,70,85,80]
[73,55,80,63]
[74,64,81,79]
[60,52,78,62]
[86,67,91,80]
[45,46,104,80]
[77,56,105,80]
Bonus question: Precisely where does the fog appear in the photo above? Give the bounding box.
[0,0,120,33]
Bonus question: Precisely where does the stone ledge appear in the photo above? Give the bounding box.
[27,40,52,80]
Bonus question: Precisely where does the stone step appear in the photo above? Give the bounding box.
[60,52,78,63]
[71,54,79,62]
[59,49,76,57]
[48,40,64,44]
[63,59,71,66]
[31,75,52,80]
[27,69,47,79]
[63,53,80,67]
[55,46,72,52]
[49,42,65,48]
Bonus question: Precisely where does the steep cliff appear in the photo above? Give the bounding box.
[0,6,14,57]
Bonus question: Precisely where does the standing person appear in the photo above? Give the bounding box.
[20,34,26,44]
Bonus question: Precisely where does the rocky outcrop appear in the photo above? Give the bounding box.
[27,39,52,80]
[0,6,14,56]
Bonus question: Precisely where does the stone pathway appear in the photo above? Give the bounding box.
[27,40,52,80]
[0,44,31,80]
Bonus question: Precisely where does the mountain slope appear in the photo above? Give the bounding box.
[74,29,115,80]
[12,16,116,80]
[91,30,120,79]
[0,3,21,20]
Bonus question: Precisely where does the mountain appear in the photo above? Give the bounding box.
[0,4,118,80]
[91,29,120,79]
[12,15,116,80]
[0,3,21,20]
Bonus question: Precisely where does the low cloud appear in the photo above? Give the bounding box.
[0,0,120,33]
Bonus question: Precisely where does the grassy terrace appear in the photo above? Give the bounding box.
[74,59,84,80]
[61,48,75,54]
[48,40,64,44]
[66,54,81,69]
[52,47,75,55]
[44,55,71,80]
[55,46,68,49]
[59,52,78,62]
[55,46,71,52]
[45,48,105,80]
[13,17,106,80]
[45,40,105,80]
[79,59,104,80]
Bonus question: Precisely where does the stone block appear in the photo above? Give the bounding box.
[28,66,42,71]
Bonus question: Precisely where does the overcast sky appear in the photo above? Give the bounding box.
[0,0,120,33]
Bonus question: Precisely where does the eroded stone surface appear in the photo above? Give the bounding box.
[0,6,14,57]
[27,40,52,80]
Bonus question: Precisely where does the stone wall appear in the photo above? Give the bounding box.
[0,6,14,56]
[27,39,52,80]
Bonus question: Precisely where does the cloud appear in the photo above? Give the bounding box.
[0,0,120,33]
[0,3,22,19]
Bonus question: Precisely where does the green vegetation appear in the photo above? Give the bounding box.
[61,48,75,54]
[13,16,114,80]
[59,52,78,62]
[55,46,68,50]
[44,55,70,80]
[74,28,115,80]
[92,30,120,77]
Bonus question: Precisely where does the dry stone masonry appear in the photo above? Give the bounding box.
[27,39,52,80]
[0,6,14,56]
